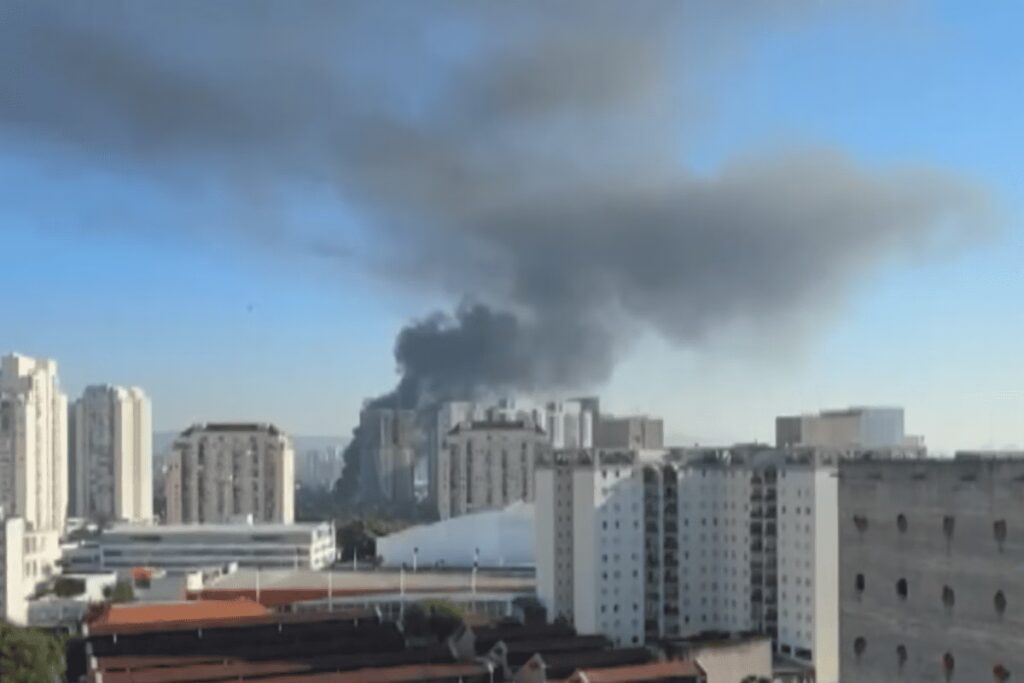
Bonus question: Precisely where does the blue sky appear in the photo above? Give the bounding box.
[1,2,1020,451]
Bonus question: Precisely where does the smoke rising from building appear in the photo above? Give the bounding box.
[0,3,996,497]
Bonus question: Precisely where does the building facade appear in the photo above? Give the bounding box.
[72,521,336,572]
[839,456,1024,683]
[0,514,61,625]
[536,447,839,681]
[440,417,550,520]
[428,397,599,517]
[296,446,345,491]
[595,415,664,450]
[358,407,416,505]
[164,423,295,524]
[0,353,68,534]
[775,406,922,456]
[70,385,152,523]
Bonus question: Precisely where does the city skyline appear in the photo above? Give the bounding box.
[2,2,1021,453]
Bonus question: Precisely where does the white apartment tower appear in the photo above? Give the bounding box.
[70,385,152,523]
[164,423,295,524]
[0,353,68,533]
[536,446,840,683]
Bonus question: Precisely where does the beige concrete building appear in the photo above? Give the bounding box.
[776,406,923,456]
[0,353,68,534]
[70,385,152,523]
[595,414,664,450]
[840,455,1024,682]
[441,417,550,520]
[164,422,294,524]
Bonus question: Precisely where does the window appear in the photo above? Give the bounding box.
[942,585,956,610]
[853,637,866,657]
[897,514,907,533]
[855,573,865,594]
[853,515,868,533]
[943,652,955,679]
[994,520,1007,550]
[994,590,1007,615]
[897,644,907,668]
[896,578,908,600]
[943,515,955,541]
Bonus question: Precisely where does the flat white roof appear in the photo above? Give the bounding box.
[105,522,331,537]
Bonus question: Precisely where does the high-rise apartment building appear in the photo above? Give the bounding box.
[839,454,1024,683]
[595,415,664,450]
[428,398,597,517]
[439,416,550,520]
[70,385,152,523]
[427,401,477,511]
[0,353,68,533]
[536,446,839,682]
[358,407,417,505]
[296,446,345,491]
[164,423,294,524]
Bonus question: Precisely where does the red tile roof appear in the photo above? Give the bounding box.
[566,660,703,683]
[87,599,268,630]
[246,662,490,682]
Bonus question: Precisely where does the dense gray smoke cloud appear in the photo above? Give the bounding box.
[0,1,993,406]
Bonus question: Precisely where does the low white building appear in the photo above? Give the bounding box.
[27,572,118,627]
[0,515,62,624]
[70,521,336,572]
[377,501,534,568]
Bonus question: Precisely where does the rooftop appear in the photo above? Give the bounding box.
[104,521,331,536]
[180,422,284,437]
[87,598,268,631]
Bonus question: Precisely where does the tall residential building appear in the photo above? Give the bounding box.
[776,407,923,455]
[296,446,345,490]
[536,446,839,682]
[427,401,477,511]
[542,400,595,449]
[439,416,550,520]
[70,385,152,523]
[164,423,295,524]
[358,407,417,505]
[0,353,68,533]
[839,454,1024,683]
[427,397,597,517]
[595,415,664,450]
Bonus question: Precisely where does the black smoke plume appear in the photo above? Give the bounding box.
[0,3,996,504]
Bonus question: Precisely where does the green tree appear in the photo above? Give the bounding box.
[53,577,86,598]
[0,621,65,683]
[103,581,134,603]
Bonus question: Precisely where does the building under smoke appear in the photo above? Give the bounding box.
[357,407,417,505]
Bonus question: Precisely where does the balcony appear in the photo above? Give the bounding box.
[750,491,763,502]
